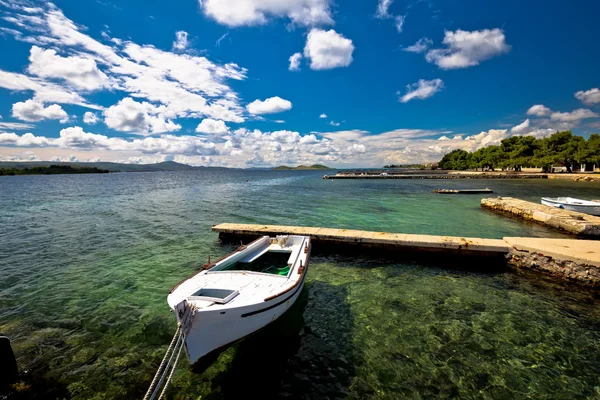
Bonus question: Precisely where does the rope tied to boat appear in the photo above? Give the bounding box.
[143,324,184,400]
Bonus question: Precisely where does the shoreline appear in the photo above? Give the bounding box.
[324,171,600,181]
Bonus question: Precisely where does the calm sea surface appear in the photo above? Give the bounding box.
[1,170,600,399]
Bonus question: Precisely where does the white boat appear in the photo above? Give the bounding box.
[167,235,311,367]
[541,197,600,216]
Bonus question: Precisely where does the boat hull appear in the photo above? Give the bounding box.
[541,198,600,216]
[183,264,308,366]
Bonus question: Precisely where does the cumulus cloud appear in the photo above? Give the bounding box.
[398,79,444,103]
[195,118,229,134]
[27,46,109,90]
[329,121,340,126]
[425,28,511,69]
[575,88,600,105]
[103,97,181,134]
[246,96,292,115]
[199,0,334,27]
[510,119,530,133]
[303,29,354,70]
[172,31,189,51]
[550,108,598,122]
[12,99,69,122]
[527,104,551,117]
[319,113,327,118]
[289,52,302,71]
[404,37,432,53]
[83,111,99,124]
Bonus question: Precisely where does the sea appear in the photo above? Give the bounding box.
[1,169,599,399]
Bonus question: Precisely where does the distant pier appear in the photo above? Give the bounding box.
[481,197,600,237]
[212,223,600,288]
[323,172,548,179]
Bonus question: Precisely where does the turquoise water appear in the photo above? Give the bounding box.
[1,170,600,399]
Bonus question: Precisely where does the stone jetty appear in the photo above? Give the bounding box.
[481,197,600,237]
[212,223,600,288]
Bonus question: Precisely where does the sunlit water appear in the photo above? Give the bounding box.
[1,170,600,399]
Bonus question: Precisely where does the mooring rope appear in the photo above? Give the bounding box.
[157,339,184,400]
[143,324,182,400]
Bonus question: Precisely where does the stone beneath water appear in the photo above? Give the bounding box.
[0,336,18,386]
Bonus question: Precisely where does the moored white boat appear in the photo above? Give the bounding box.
[167,235,311,367]
[541,197,600,216]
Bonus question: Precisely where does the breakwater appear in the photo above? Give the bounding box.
[481,197,600,237]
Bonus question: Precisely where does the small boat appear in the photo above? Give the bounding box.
[541,197,600,216]
[167,235,311,367]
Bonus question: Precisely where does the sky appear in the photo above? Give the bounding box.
[0,0,599,168]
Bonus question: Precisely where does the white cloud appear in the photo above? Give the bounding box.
[550,108,598,122]
[27,46,109,90]
[303,29,354,70]
[575,88,600,106]
[195,118,229,134]
[404,37,432,53]
[12,99,69,122]
[215,33,229,47]
[425,28,511,69]
[527,104,551,117]
[399,79,444,103]
[103,97,181,134]
[172,31,189,51]
[510,119,530,133]
[199,0,334,27]
[0,70,98,108]
[83,111,99,124]
[395,15,405,33]
[0,4,248,125]
[329,121,340,126]
[319,113,327,118]
[376,0,393,18]
[0,121,35,130]
[289,52,302,71]
[246,96,292,115]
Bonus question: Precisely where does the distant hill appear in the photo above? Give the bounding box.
[0,160,198,172]
[273,164,332,170]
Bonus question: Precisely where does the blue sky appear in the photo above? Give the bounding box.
[0,0,599,167]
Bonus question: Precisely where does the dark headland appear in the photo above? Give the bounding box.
[272,164,332,170]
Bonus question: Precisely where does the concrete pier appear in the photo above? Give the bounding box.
[481,197,600,237]
[213,223,510,257]
[213,223,600,288]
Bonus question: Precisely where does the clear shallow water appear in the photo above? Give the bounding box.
[1,170,600,399]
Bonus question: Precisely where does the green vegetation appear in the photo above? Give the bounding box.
[273,164,332,170]
[0,165,110,176]
[438,131,600,172]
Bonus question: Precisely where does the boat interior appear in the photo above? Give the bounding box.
[211,236,306,277]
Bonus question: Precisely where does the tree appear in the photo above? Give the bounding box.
[438,149,471,170]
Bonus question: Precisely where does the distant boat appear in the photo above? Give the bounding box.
[167,235,311,367]
[541,197,600,216]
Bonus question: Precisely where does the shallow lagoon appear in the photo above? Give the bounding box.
[1,170,599,399]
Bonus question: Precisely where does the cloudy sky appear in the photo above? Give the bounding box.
[0,0,599,168]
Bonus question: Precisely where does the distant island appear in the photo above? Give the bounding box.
[0,165,110,176]
[0,160,203,173]
[273,164,332,170]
